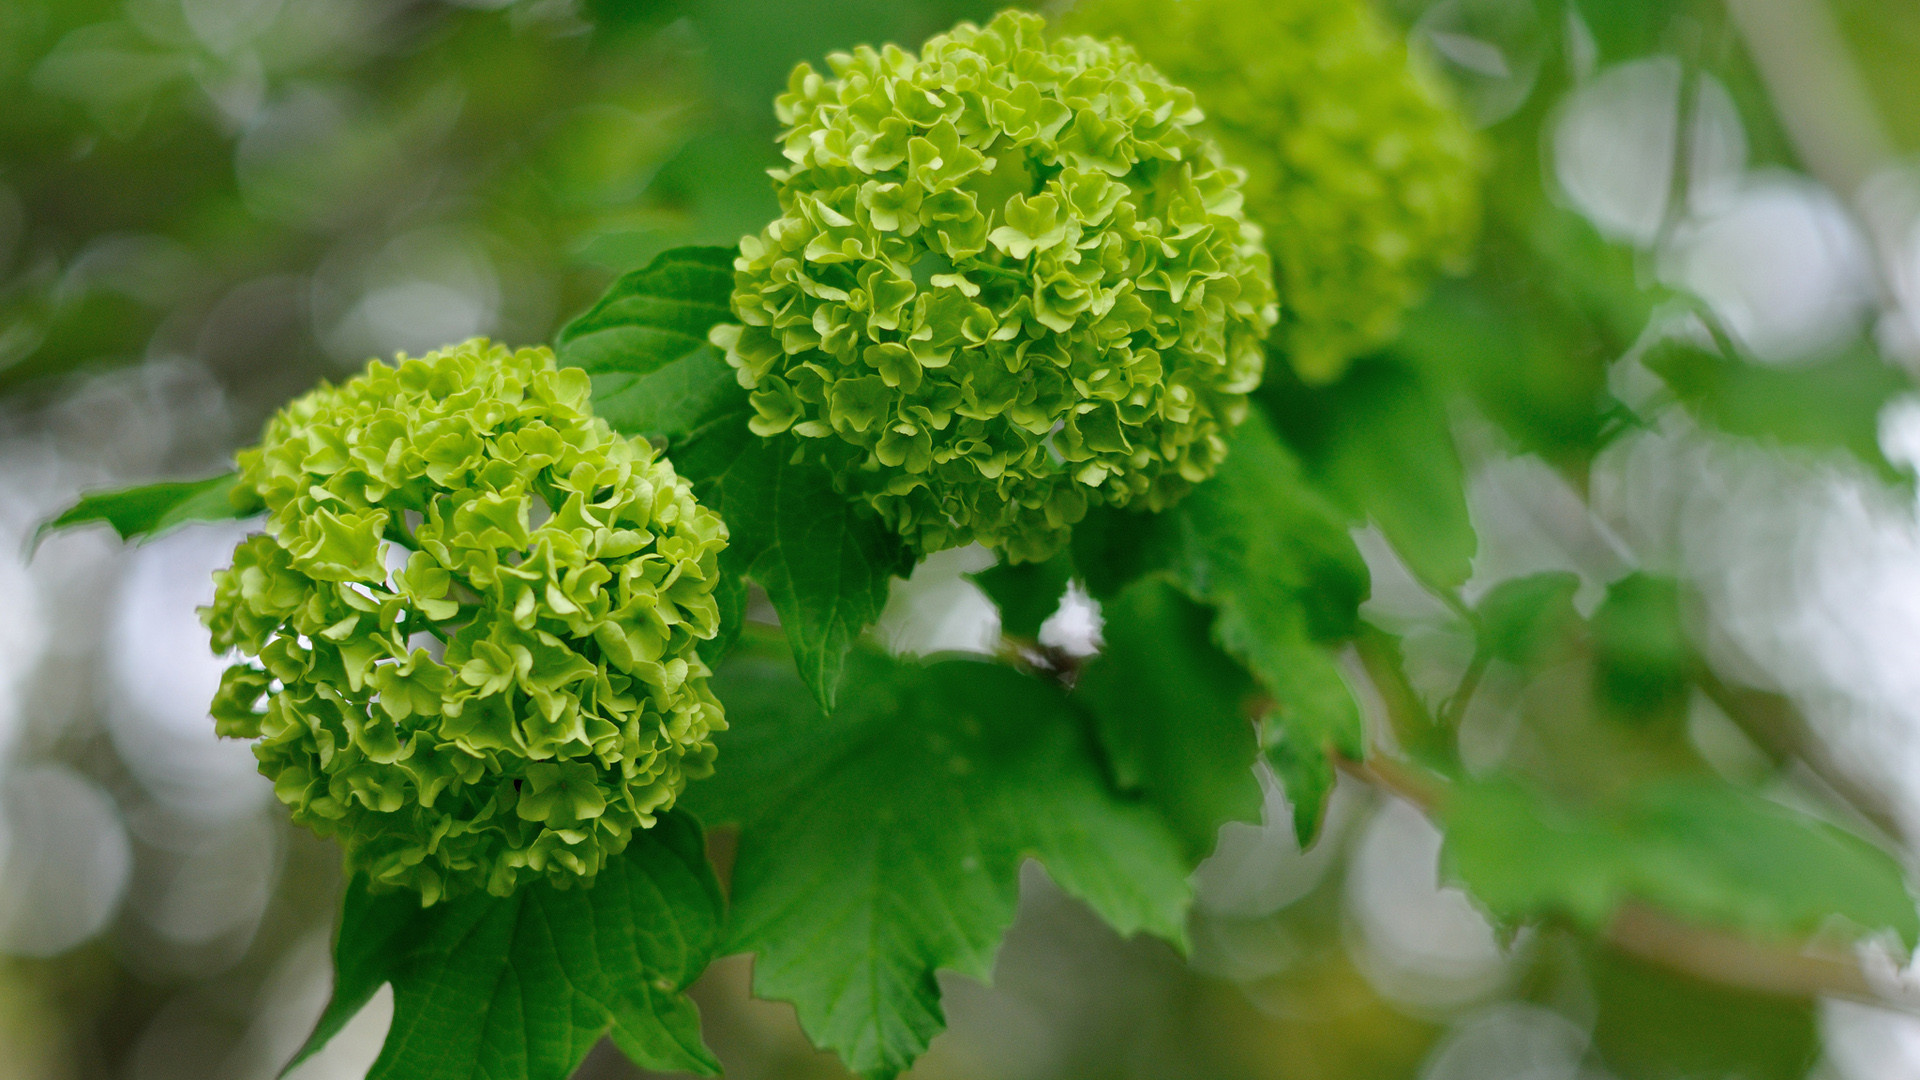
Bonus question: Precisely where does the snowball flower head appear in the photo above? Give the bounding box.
[1067,0,1482,382]
[202,339,728,903]
[711,10,1278,563]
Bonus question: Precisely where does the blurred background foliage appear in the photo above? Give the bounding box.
[9,0,1920,1078]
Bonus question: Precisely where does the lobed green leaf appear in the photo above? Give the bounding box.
[286,810,724,1080]
[1074,578,1263,861]
[1075,411,1369,844]
[1260,355,1476,590]
[689,648,1191,1079]
[1643,336,1913,480]
[557,246,744,446]
[671,409,913,711]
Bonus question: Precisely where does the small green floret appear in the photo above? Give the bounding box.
[1067,0,1482,382]
[202,339,728,903]
[711,10,1278,563]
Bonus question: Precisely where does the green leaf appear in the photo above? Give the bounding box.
[1265,732,1338,850]
[1474,571,1583,668]
[562,246,911,709]
[1072,413,1370,844]
[1170,411,1370,653]
[38,471,259,546]
[1257,652,1365,848]
[1444,777,1920,947]
[672,409,913,711]
[1643,336,1912,479]
[1075,578,1262,861]
[1394,186,1651,467]
[689,649,1191,1079]
[556,245,745,446]
[286,811,723,1080]
[1591,572,1692,724]
[1162,413,1368,843]
[968,550,1072,639]
[1260,355,1477,589]
[1068,503,1174,602]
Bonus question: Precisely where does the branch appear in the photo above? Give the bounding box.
[1696,668,1908,846]
[1343,646,1920,1015]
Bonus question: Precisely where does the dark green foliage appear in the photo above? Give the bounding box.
[1261,355,1477,590]
[969,550,1073,639]
[1592,573,1693,724]
[286,812,725,1080]
[1076,579,1264,861]
[672,410,915,711]
[1069,412,1369,844]
[1475,572,1584,668]
[689,648,1190,1079]
[556,246,742,446]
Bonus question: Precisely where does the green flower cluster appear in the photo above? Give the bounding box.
[202,339,728,903]
[711,10,1277,563]
[1066,0,1481,382]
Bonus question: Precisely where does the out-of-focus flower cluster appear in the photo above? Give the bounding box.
[202,339,728,904]
[711,10,1277,563]
[1067,0,1482,383]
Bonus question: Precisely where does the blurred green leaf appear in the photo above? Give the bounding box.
[1075,578,1263,861]
[1592,572,1692,724]
[1474,571,1583,668]
[1261,355,1476,590]
[969,549,1071,640]
[1644,336,1913,479]
[1266,730,1340,849]
[287,811,723,1080]
[1259,655,1366,848]
[1177,412,1371,651]
[39,471,258,546]
[1445,777,1920,946]
[691,649,1191,1080]
[556,245,745,446]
